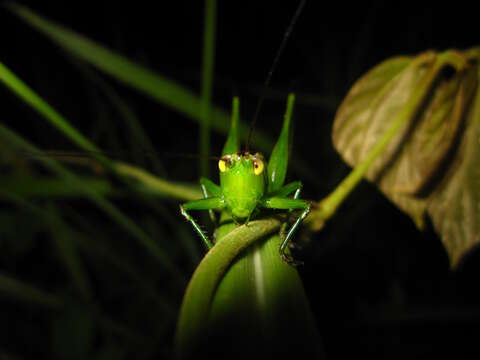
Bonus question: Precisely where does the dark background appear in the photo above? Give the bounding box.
[1,1,480,359]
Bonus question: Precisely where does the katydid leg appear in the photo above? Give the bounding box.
[261,197,311,265]
[274,181,303,243]
[200,177,222,197]
[200,177,221,224]
[180,197,225,249]
[268,181,302,198]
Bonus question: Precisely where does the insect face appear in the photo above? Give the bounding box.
[219,152,266,220]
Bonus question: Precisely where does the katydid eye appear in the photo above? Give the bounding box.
[218,159,227,172]
[253,159,264,175]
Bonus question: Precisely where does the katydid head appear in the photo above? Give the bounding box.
[218,152,266,220]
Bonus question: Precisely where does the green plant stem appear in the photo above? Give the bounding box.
[175,218,281,355]
[200,0,216,177]
[308,50,467,229]
[113,162,202,200]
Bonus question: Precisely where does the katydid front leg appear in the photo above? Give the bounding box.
[200,177,222,224]
[268,180,303,246]
[268,181,302,198]
[261,196,311,266]
[180,196,225,249]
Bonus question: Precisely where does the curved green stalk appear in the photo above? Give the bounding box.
[113,162,202,200]
[175,213,323,358]
[175,218,281,356]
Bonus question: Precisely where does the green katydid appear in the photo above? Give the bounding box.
[180,93,310,265]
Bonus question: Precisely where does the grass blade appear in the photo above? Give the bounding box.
[0,61,99,154]
[69,58,166,175]
[0,271,63,308]
[113,161,202,201]
[6,3,324,188]
[0,176,115,198]
[0,60,202,200]
[199,0,216,176]
[0,123,184,283]
[1,191,93,299]
[5,2,274,152]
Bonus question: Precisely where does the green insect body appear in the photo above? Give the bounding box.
[219,152,266,219]
[180,93,310,265]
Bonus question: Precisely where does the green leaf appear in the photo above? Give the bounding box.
[332,48,480,266]
[333,52,438,183]
[381,70,469,194]
[208,235,323,358]
[427,67,480,266]
[175,215,324,359]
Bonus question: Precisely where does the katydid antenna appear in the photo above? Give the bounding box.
[245,0,307,152]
